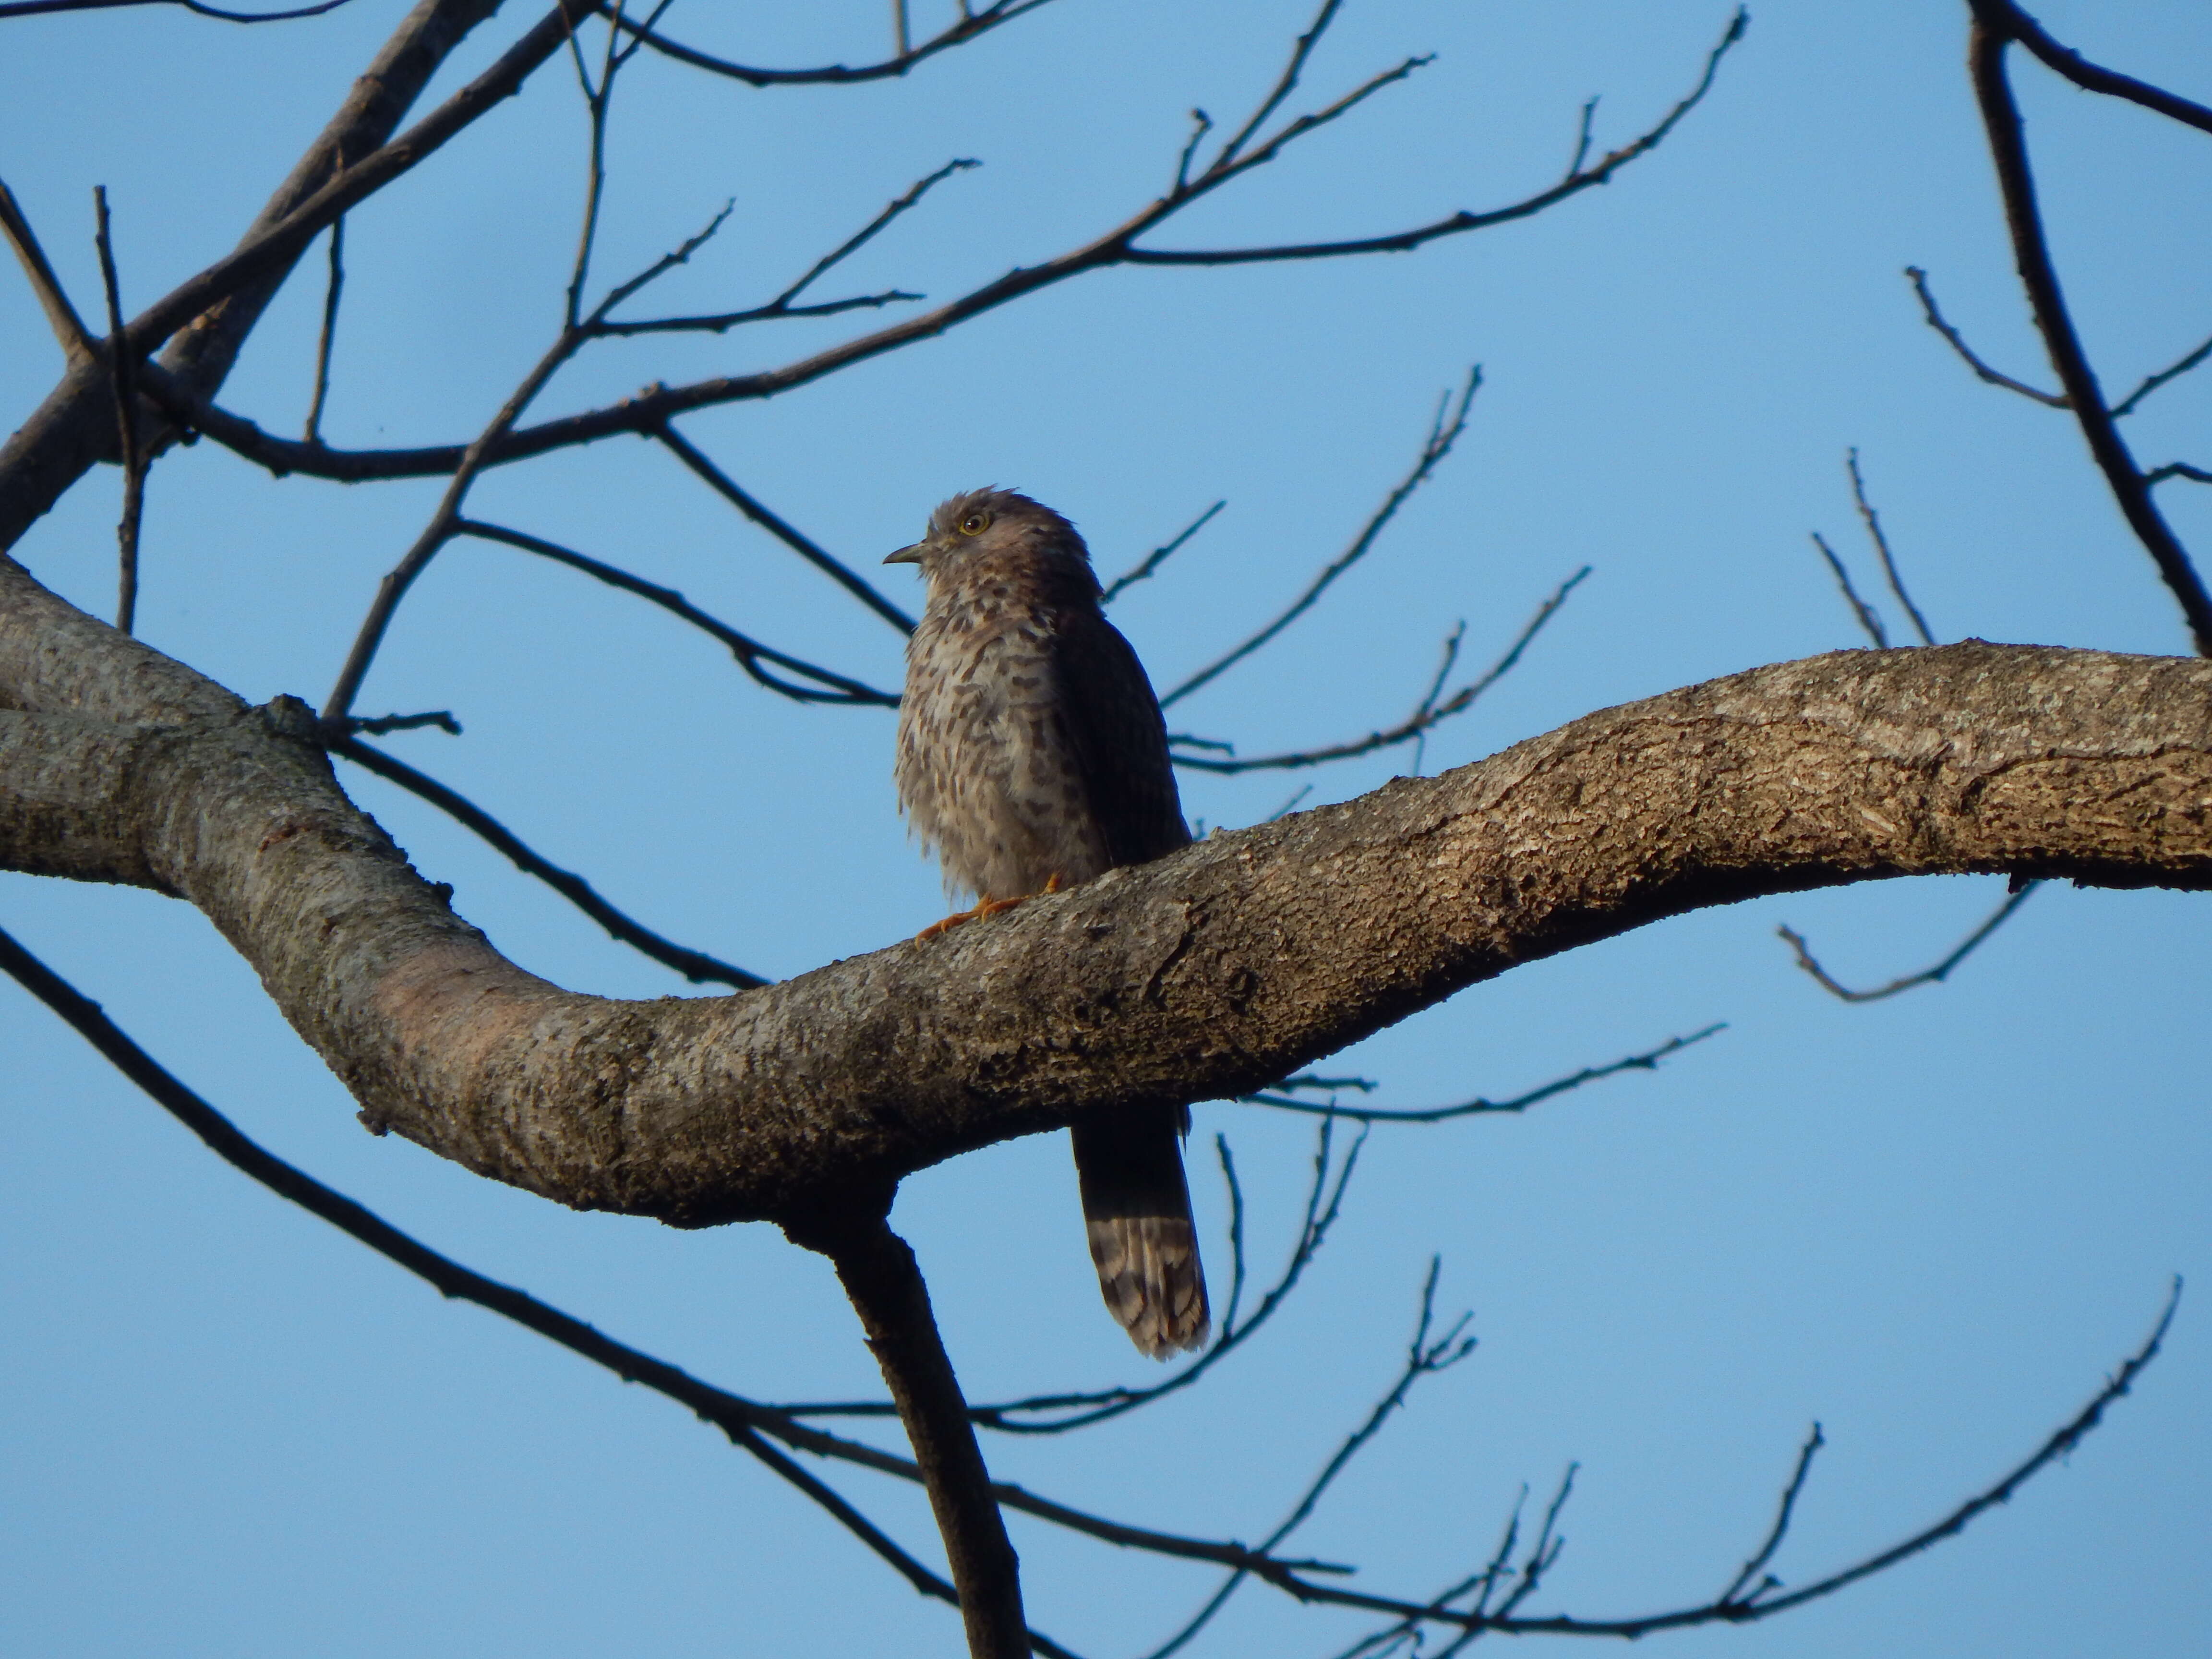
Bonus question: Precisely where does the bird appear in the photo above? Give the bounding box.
[887,488,1210,1359]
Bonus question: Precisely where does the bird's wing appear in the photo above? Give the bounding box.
[1049,607,1192,868]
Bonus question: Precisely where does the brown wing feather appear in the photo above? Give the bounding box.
[1046,606,1191,869]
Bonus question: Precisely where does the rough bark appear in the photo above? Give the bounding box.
[5,547,2210,1226]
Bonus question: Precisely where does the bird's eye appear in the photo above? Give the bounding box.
[959,511,991,536]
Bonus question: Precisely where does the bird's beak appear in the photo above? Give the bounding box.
[884,542,925,565]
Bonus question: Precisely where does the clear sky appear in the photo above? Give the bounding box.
[3,3,2207,1656]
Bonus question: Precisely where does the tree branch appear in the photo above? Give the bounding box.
[0,0,536,552]
[5,535,2209,1230]
[614,0,1062,87]
[1973,0,2212,136]
[1966,14,2212,654]
[1777,882,2038,1004]
[788,1203,1032,1659]
[133,13,1742,492]
[328,734,769,989]
[0,175,96,362]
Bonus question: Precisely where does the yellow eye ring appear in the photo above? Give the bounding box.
[959,511,991,536]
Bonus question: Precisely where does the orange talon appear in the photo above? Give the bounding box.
[914,876,1066,941]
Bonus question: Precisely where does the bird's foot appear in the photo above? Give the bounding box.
[913,875,1065,941]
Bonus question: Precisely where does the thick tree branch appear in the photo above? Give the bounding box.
[5,530,2210,1228]
[790,1203,1032,1659]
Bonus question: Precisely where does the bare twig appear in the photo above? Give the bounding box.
[329,736,769,989]
[346,708,460,736]
[1718,1425,1824,1606]
[2110,331,2212,419]
[0,176,96,360]
[655,425,916,634]
[303,218,343,443]
[1847,449,1934,646]
[149,13,1744,493]
[1162,369,1481,708]
[1809,532,1887,648]
[1206,1283,2179,1639]
[1245,1025,1724,1123]
[1101,500,1226,602]
[92,188,146,636]
[1907,272,2210,427]
[1128,7,1745,267]
[1973,0,2212,136]
[1779,883,2039,1004]
[0,0,355,17]
[1145,1260,1479,1658]
[2146,462,2212,487]
[1170,566,1588,774]
[616,0,1061,87]
[1904,265,2067,408]
[454,520,898,705]
[1966,16,2212,655]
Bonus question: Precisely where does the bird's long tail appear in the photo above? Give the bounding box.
[1072,1105,1210,1359]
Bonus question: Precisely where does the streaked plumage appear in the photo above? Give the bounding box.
[887,488,1209,1358]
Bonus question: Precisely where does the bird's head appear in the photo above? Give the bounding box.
[884,488,1093,585]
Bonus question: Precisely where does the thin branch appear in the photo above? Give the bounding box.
[1191,1283,2180,1639]
[347,708,460,736]
[592,158,973,338]
[1695,1280,2181,1629]
[654,424,916,634]
[329,736,769,989]
[1208,0,1348,174]
[1244,1025,1724,1124]
[454,520,898,705]
[1101,500,1226,602]
[2110,331,2212,419]
[1718,1425,1823,1606]
[1847,449,1934,646]
[0,176,96,361]
[303,218,343,444]
[149,13,1744,491]
[1163,369,1481,708]
[92,187,146,637]
[1975,0,2212,137]
[1170,566,1588,774]
[1778,883,2039,1004]
[593,287,924,335]
[1809,532,1887,648]
[0,0,355,15]
[1145,1260,1479,1658]
[1967,18,2212,656]
[2146,461,2212,487]
[616,0,1062,86]
[1904,265,2068,408]
[768,156,977,312]
[1127,8,1746,267]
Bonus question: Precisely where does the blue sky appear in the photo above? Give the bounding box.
[3,3,2208,1655]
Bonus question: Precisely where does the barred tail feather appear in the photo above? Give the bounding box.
[1071,1106,1210,1359]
